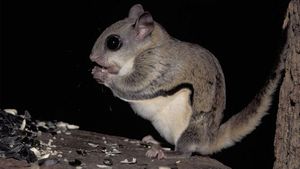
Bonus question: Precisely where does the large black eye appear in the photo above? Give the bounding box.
[106,34,122,51]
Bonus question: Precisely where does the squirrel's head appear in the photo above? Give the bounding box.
[90,4,168,77]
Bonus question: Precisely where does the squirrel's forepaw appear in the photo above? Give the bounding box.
[145,145,166,160]
[142,135,166,159]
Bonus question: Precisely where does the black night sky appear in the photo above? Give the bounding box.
[1,0,289,168]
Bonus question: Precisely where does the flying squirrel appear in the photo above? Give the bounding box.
[90,4,285,159]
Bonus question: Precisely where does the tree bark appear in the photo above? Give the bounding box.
[0,130,230,169]
[273,0,300,169]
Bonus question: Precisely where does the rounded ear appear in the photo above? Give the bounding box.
[134,12,154,40]
[128,4,144,20]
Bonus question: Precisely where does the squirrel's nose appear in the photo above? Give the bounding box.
[89,52,99,62]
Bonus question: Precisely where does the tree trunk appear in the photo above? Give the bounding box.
[273,0,300,169]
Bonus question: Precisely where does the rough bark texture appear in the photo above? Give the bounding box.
[273,0,300,169]
[0,130,230,169]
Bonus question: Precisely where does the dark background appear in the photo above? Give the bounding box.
[1,0,289,168]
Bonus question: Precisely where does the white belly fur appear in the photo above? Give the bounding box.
[128,89,193,145]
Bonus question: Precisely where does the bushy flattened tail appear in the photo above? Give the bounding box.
[210,54,285,153]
